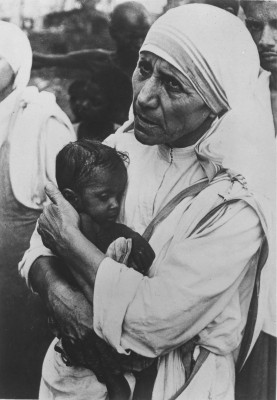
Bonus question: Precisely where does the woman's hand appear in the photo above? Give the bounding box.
[30,257,94,343]
[38,182,80,256]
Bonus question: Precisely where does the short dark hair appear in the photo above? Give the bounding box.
[206,0,239,15]
[68,78,109,98]
[56,139,128,193]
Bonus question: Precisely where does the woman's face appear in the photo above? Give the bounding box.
[0,57,14,101]
[132,52,212,147]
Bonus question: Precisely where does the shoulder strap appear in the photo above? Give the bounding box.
[167,197,268,399]
[189,197,269,371]
[168,347,210,400]
[142,179,209,242]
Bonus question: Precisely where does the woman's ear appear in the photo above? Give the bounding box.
[62,188,82,212]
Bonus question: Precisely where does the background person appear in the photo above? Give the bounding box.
[236,2,277,400]
[243,0,277,133]
[0,21,75,398]
[165,0,239,15]
[20,5,275,400]
[33,2,152,125]
[68,79,115,140]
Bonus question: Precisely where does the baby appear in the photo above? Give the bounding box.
[54,139,155,400]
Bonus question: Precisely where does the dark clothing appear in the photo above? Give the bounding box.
[76,120,115,141]
[236,331,276,400]
[0,142,53,398]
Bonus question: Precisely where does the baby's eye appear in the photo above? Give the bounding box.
[138,60,152,77]
[99,193,109,202]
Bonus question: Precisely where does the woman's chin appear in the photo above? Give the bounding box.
[134,129,155,145]
[134,122,164,146]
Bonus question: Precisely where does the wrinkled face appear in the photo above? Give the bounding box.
[0,57,14,101]
[80,166,127,224]
[70,83,110,122]
[132,52,212,147]
[245,2,277,73]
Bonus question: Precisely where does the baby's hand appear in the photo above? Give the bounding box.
[106,237,132,264]
[128,232,155,275]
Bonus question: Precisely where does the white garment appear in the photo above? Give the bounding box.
[8,86,76,209]
[0,86,76,209]
[93,131,263,400]
[20,130,263,400]
[20,5,274,399]
[0,21,76,210]
[0,20,32,90]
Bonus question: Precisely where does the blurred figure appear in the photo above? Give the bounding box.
[33,2,152,124]
[236,3,277,400]
[68,79,115,141]
[165,0,239,15]
[243,0,277,132]
[0,21,75,398]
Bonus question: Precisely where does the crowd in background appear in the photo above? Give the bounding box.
[0,0,276,399]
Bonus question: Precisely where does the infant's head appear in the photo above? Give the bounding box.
[56,139,128,224]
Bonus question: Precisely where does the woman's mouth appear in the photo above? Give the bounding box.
[136,113,158,127]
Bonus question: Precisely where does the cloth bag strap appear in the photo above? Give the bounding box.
[189,197,269,372]
[142,179,209,241]
[141,190,268,399]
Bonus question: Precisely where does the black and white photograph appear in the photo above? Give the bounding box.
[0,0,276,399]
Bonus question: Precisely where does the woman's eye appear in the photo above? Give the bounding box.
[163,76,182,92]
[138,61,152,77]
[271,20,277,30]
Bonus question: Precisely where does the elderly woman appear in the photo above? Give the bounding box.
[20,5,275,400]
[0,22,75,397]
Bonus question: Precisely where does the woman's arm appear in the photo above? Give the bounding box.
[29,256,95,344]
[37,184,263,358]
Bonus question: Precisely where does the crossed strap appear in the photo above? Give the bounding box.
[139,177,268,399]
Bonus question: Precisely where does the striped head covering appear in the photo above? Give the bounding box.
[140,4,275,201]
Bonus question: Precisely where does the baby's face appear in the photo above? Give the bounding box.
[80,166,127,224]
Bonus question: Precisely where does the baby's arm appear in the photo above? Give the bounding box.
[96,223,155,275]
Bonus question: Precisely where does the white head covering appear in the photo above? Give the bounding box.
[0,21,32,91]
[139,4,275,201]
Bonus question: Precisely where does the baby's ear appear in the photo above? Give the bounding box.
[62,188,82,212]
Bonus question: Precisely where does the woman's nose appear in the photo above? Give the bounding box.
[137,77,159,109]
[259,25,275,49]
